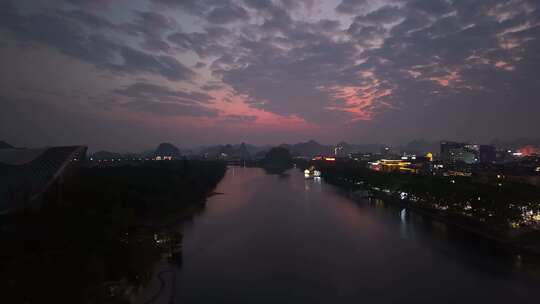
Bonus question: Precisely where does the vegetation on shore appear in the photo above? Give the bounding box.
[0,160,226,304]
[311,161,540,246]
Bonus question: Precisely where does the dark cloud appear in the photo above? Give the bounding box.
[2,0,540,146]
[362,5,403,24]
[345,0,540,140]
[278,0,314,10]
[201,81,224,91]
[59,9,116,29]
[116,47,196,81]
[167,27,230,57]
[242,0,275,10]
[0,4,114,64]
[243,0,294,33]
[0,3,195,81]
[0,95,212,151]
[126,100,218,117]
[121,10,178,52]
[216,33,362,123]
[66,0,114,9]
[114,82,212,103]
[114,82,217,117]
[193,61,207,69]
[150,0,239,22]
[405,0,453,16]
[202,0,540,141]
[206,4,248,24]
[335,0,369,14]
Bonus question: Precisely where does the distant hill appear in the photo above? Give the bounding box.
[0,141,14,149]
[196,143,264,159]
[262,147,293,174]
[280,140,332,156]
[154,143,181,158]
[192,141,391,158]
[400,140,439,154]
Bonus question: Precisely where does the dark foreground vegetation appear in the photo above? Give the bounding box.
[1,160,226,304]
[312,161,540,252]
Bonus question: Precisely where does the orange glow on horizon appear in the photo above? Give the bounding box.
[208,88,317,131]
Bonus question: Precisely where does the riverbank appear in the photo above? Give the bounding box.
[309,160,540,258]
[347,189,540,258]
[0,160,227,304]
[131,189,226,304]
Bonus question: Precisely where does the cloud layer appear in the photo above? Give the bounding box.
[1,0,539,150]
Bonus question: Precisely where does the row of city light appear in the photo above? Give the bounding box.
[89,156,175,162]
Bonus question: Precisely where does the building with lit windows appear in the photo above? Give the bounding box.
[441,141,483,164]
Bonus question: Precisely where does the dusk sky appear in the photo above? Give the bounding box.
[1,0,539,151]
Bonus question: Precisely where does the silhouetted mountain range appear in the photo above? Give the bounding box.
[400,140,440,154]
[86,138,540,161]
[280,140,332,156]
[196,143,265,159]
[281,140,389,156]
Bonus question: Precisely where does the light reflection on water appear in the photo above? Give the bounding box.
[173,167,538,303]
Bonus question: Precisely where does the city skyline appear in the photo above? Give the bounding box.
[1,0,540,151]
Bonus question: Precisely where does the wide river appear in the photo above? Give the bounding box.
[171,166,537,303]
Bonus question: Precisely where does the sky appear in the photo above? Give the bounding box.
[1,0,539,151]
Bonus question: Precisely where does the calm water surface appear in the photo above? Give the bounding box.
[172,167,537,303]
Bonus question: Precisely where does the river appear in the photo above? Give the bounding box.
[169,166,537,303]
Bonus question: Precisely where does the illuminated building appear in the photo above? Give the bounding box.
[350,152,378,162]
[440,141,464,162]
[334,145,344,156]
[304,167,322,178]
[517,145,540,156]
[312,156,337,162]
[370,159,418,173]
[440,141,480,164]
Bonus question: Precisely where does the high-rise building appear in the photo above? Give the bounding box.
[440,141,480,164]
[479,145,496,164]
[440,141,465,162]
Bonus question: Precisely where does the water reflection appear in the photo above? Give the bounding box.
[172,167,538,303]
[399,208,415,240]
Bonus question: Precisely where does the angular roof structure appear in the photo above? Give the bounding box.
[0,146,87,214]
